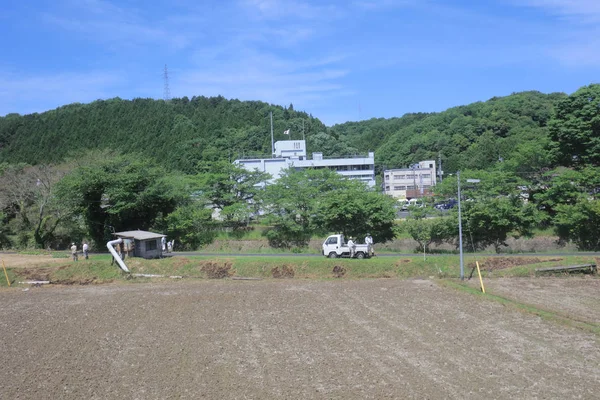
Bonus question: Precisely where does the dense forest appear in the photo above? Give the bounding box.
[0,90,564,175]
[0,84,599,252]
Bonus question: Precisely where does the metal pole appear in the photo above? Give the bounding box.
[458,171,464,280]
[302,119,305,142]
[270,111,274,157]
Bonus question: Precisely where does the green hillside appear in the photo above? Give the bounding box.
[0,91,565,175]
[0,97,326,173]
[333,91,565,175]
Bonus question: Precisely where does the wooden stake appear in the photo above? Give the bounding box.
[2,259,10,287]
[476,261,485,293]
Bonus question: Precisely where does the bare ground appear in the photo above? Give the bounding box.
[475,277,600,325]
[1,279,599,399]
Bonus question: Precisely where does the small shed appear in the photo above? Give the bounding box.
[114,230,166,259]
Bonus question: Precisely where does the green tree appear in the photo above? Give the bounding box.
[549,84,600,166]
[263,168,353,248]
[165,202,217,250]
[56,152,187,246]
[194,161,270,228]
[316,186,398,243]
[554,200,600,250]
[0,164,73,248]
[404,216,456,253]
[461,196,543,253]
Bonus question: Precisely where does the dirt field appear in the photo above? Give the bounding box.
[476,277,600,325]
[1,279,599,399]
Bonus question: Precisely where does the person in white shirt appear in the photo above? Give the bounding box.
[70,243,78,261]
[365,233,374,256]
[347,237,356,258]
[82,242,89,259]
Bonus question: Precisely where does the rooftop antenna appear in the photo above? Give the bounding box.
[163,64,171,102]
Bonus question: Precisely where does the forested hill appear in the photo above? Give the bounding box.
[0,90,566,174]
[0,96,326,173]
[332,90,566,174]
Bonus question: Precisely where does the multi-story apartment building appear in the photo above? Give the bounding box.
[235,140,375,187]
[383,160,437,199]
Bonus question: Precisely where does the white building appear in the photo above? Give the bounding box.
[235,140,375,187]
[384,160,437,199]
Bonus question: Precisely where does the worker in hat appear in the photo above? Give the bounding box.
[347,237,356,258]
[70,242,78,261]
[365,233,374,256]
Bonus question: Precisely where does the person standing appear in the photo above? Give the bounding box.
[347,237,356,258]
[365,233,374,256]
[82,242,89,260]
[161,236,166,252]
[71,242,78,261]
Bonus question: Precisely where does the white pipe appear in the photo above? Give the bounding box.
[107,238,129,273]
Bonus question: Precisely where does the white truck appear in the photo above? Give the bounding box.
[322,234,372,259]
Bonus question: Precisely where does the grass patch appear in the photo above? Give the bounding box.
[1,253,597,287]
[439,279,600,336]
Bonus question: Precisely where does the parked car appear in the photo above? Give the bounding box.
[435,199,457,210]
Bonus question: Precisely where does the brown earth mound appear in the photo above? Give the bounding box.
[332,265,346,278]
[473,257,563,271]
[271,265,295,278]
[200,261,234,279]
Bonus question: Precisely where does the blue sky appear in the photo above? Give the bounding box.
[1,0,598,125]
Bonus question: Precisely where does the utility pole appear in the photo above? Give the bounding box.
[458,171,464,280]
[438,152,443,183]
[270,111,274,157]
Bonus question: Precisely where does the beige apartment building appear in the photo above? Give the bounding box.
[383,160,437,199]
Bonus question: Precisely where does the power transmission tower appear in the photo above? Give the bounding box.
[163,64,171,102]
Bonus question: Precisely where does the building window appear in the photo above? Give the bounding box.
[393,186,406,190]
[429,164,433,168]
[394,175,405,179]
[406,185,415,190]
[385,186,390,191]
[422,174,431,178]
[385,175,389,180]
[146,240,157,251]
[406,174,415,179]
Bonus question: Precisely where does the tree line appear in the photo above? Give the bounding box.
[0,84,599,251]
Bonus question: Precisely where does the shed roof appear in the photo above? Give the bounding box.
[114,230,166,240]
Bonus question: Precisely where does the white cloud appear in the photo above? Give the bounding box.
[42,0,192,50]
[353,0,420,10]
[174,48,350,111]
[519,0,600,22]
[514,0,600,65]
[0,71,124,116]
[241,0,340,20]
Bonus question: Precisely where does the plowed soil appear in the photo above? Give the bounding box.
[1,279,599,399]
[475,277,600,324]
